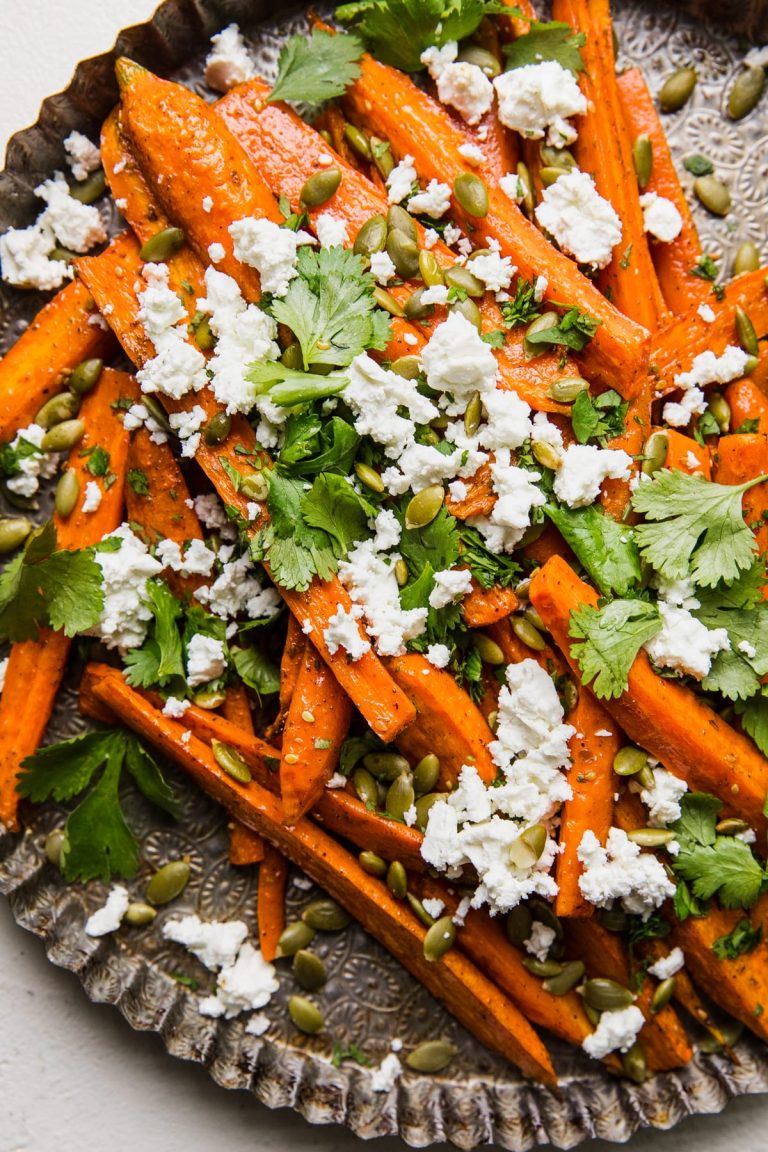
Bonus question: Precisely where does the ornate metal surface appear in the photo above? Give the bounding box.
[2,2,768,1147]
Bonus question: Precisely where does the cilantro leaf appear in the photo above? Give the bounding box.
[712,918,763,960]
[278,412,360,477]
[85,445,110,477]
[302,474,375,557]
[691,254,720,283]
[683,155,714,177]
[400,561,464,648]
[569,598,662,699]
[123,580,185,691]
[674,837,765,909]
[524,307,601,353]
[503,20,587,75]
[127,468,150,496]
[673,792,721,848]
[570,389,628,446]
[499,278,542,329]
[16,730,121,803]
[457,524,519,589]
[673,879,708,921]
[631,469,767,587]
[268,30,364,108]
[0,433,42,479]
[124,738,179,818]
[247,361,349,407]
[736,691,768,757]
[694,592,768,677]
[231,645,280,697]
[701,648,761,701]
[251,472,338,591]
[398,504,460,578]
[545,504,641,597]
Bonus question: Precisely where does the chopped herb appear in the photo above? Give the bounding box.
[314,738,333,750]
[170,971,200,990]
[127,468,150,496]
[499,277,543,328]
[0,434,41,479]
[480,329,506,347]
[331,1041,372,1068]
[690,254,720,283]
[268,29,364,108]
[734,418,760,435]
[111,396,135,411]
[570,388,628,446]
[712,918,763,960]
[231,644,280,697]
[569,598,662,699]
[619,244,633,270]
[85,445,111,477]
[683,155,714,177]
[503,19,586,75]
[524,306,601,353]
[457,524,520,589]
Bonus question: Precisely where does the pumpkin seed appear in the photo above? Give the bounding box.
[319,129,332,146]
[522,957,563,978]
[288,994,324,1034]
[694,174,731,217]
[203,410,231,445]
[352,461,383,494]
[528,898,563,940]
[146,859,190,905]
[54,469,80,519]
[707,391,731,433]
[35,390,80,428]
[212,739,252,784]
[598,905,629,933]
[405,484,444,530]
[405,1039,458,1072]
[423,915,456,961]
[70,356,105,395]
[193,315,215,351]
[293,949,327,991]
[715,817,751,835]
[524,604,546,632]
[561,676,579,714]
[142,394,172,433]
[733,240,760,276]
[354,214,388,257]
[543,960,585,996]
[444,265,485,297]
[632,134,653,189]
[539,145,577,170]
[363,752,410,781]
[469,632,504,666]
[370,137,395,180]
[140,226,185,262]
[386,772,415,821]
[613,745,649,777]
[548,376,587,404]
[413,754,440,796]
[407,892,435,927]
[390,355,422,379]
[387,228,420,280]
[449,296,482,331]
[359,850,388,877]
[506,904,533,946]
[395,558,409,587]
[637,763,656,791]
[419,249,444,287]
[621,1042,648,1083]
[240,472,269,501]
[302,898,351,932]
[583,978,636,1012]
[404,287,435,321]
[414,792,445,831]
[508,824,548,870]
[276,920,316,958]
[524,311,559,359]
[463,391,482,438]
[344,122,371,160]
[387,860,408,900]
[744,354,760,375]
[456,44,500,77]
[512,615,547,651]
[387,204,418,242]
[352,767,378,807]
[659,67,697,113]
[44,828,66,867]
[454,172,489,218]
[641,430,669,476]
[124,901,157,927]
[699,1018,743,1054]
[41,418,85,452]
[50,246,77,263]
[300,168,342,208]
[540,165,570,187]
[516,162,534,216]
[728,64,765,120]
[532,438,563,470]
[193,688,226,709]
[0,517,32,553]
[626,828,678,848]
[651,976,677,1013]
[373,286,405,317]
[69,168,107,204]
[735,306,760,356]
[515,577,531,600]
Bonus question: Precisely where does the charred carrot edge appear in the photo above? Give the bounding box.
[0,368,136,829]
[462,581,519,628]
[279,614,307,717]
[385,653,496,787]
[528,556,768,833]
[552,0,665,330]
[340,51,651,392]
[0,275,116,444]
[280,642,354,826]
[616,68,708,316]
[258,843,288,962]
[726,376,768,432]
[215,79,579,415]
[495,0,536,39]
[311,789,427,873]
[662,427,712,478]
[714,433,768,598]
[80,663,557,1086]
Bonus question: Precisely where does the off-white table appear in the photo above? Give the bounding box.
[0,4,766,1150]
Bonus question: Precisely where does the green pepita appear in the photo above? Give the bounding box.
[626,828,678,848]
[637,763,656,791]
[373,286,405,317]
[193,315,215,351]
[699,1017,743,1054]
[54,469,80,519]
[419,249,444,287]
[621,1042,648,1083]
[124,901,157,927]
[193,688,226,709]
[276,920,316,958]
[651,975,677,1013]
[405,484,444,530]
[387,228,420,280]
[203,410,231,445]
[659,67,697,113]
[463,391,482,438]
[548,376,588,404]
[280,342,304,372]
[728,64,766,121]
[353,766,378,807]
[70,357,104,395]
[370,137,395,181]
[387,859,408,900]
[140,226,185,262]
[512,615,547,651]
[694,174,731,217]
[735,306,760,356]
[387,204,418,242]
[583,978,636,1012]
[532,438,563,471]
[543,960,585,996]
[69,168,107,204]
[528,898,563,940]
[632,134,653,189]
[560,676,579,714]
[715,817,751,835]
[522,957,564,978]
[414,792,445,831]
[240,472,269,501]
[423,915,456,962]
[613,745,649,777]
[598,905,629,933]
[505,904,533,946]
[733,240,760,276]
[300,168,342,208]
[413,753,440,796]
[641,430,669,476]
[35,390,80,428]
[470,632,505,665]
[44,828,66,868]
[302,898,351,932]
[354,214,388,258]
[390,355,422,379]
[354,461,385,493]
[363,752,410,781]
[0,517,32,554]
[539,145,577,170]
[540,165,570,187]
[449,296,482,331]
[524,311,559,359]
[744,354,760,375]
[292,949,327,991]
[707,391,731,434]
[386,772,415,821]
[288,994,324,1034]
[516,162,534,216]
[344,122,371,160]
[444,265,485,298]
[41,418,85,453]
[146,859,190,905]
[359,850,388,877]
[142,394,172,433]
[211,739,252,784]
[405,1039,458,1072]
[404,287,435,321]
[508,825,546,870]
[395,558,409,587]
[407,892,435,927]
[454,172,489,218]
[456,44,500,77]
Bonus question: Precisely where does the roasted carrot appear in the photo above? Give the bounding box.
[80,662,557,1086]
[341,53,650,392]
[222,684,255,734]
[552,0,664,330]
[258,843,288,962]
[0,275,115,444]
[311,790,427,873]
[529,556,768,833]
[714,433,768,596]
[662,427,712,477]
[222,686,266,866]
[0,368,136,829]
[385,653,496,786]
[462,581,519,628]
[725,376,768,432]
[266,615,307,743]
[280,641,354,825]
[445,462,494,520]
[616,68,708,316]
[600,379,652,520]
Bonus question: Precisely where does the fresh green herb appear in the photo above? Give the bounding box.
[619,244,633,270]
[268,29,364,108]
[247,362,350,408]
[502,20,586,75]
[569,598,662,699]
[480,329,506,348]
[457,524,520,589]
[85,445,111,477]
[631,469,768,587]
[251,472,341,591]
[499,278,543,329]
[339,731,384,776]
[452,642,484,701]
[736,690,768,757]
[734,419,760,435]
[218,456,247,493]
[123,579,186,691]
[277,412,360,476]
[626,913,672,986]
[545,504,641,597]
[702,648,761,701]
[127,468,150,496]
[398,504,460,580]
[17,728,178,882]
[230,644,280,697]
[524,307,601,353]
[690,254,720,283]
[314,738,332,750]
[302,473,376,557]
[693,408,722,445]
[672,792,767,911]
[0,433,41,479]
[170,971,200,990]
[712,918,763,960]
[683,155,714,177]
[277,194,311,233]
[673,878,708,922]
[570,388,628,445]
[111,396,135,412]
[331,1041,372,1068]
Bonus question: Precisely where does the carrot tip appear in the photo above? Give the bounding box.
[115,57,146,91]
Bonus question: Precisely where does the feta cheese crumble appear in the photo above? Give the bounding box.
[643,603,729,680]
[577,827,677,919]
[199,942,280,1019]
[163,914,248,969]
[156,537,216,579]
[494,61,587,146]
[697,302,716,323]
[186,633,227,687]
[169,404,207,458]
[408,179,452,219]
[640,192,683,242]
[582,1005,645,1059]
[4,423,58,498]
[89,524,164,653]
[229,217,314,297]
[524,922,557,962]
[421,42,494,126]
[85,886,129,937]
[136,263,208,400]
[429,567,474,609]
[314,213,349,248]
[647,947,685,981]
[553,444,632,508]
[323,603,371,661]
[204,24,256,93]
[370,1052,403,1093]
[369,250,397,284]
[386,155,418,204]
[535,170,622,270]
[64,131,101,182]
[81,480,102,514]
[640,768,688,827]
[162,696,191,719]
[337,537,427,657]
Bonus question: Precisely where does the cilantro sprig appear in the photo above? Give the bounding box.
[268,30,364,108]
[671,793,767,912]
[502,20,586,75]
[525,307,601,354]
[569,598,662,700]
[546,504,641,597]
[570,389,628,446]
[712,918,763,960]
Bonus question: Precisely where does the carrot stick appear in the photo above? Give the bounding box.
[0,368,136,830]
[0,275,115,444]
[80,663,557,1086]
[385,653,496,786]
[616,68,708,316]
[725,376,768,432]
[222,684,255,734]
[552,0,665,331]
[228,821,266,866]
[340,53,650,392]
[258,843,288,962]
[280,641,354,825]
[600,379,652,520]
[462,580,519,628]
[279,614,307,717]
[714,433,768,597]
[311,790,427,873]
[529,556,768,833]
[662,427,712,478]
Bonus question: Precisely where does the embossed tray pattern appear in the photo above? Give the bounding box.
[1,2,768,1147]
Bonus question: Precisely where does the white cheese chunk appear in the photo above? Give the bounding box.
[428,567,474,609]
[370,1052,403,1093]
[85,886,129,937]
[421,42,493,126]
[369,250,397,284]
[162,696,191,719]
[204,24,256,93]
[494,61,587,146]
[535,170,622,270]
[577,827,677,919]
[640,768,688,827]
[553,444,632,508]
[582,1005,645,1059]
[186,633,227,687]
[386,155,418,204]
[643,602,729,680]
[81,480,102,514]
[229,217,314,297]
[408,179,452,219]
[338,542,426,657]
[163,914,248,970]
[89,524,164,653]
[314,213,349,248]
[323,603,371,661]
[640,192,683,242]
[64,131,101,182]
[199,943,279,1019]
[647,947,685,980]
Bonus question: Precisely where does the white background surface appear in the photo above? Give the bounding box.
[0,3,767,1151]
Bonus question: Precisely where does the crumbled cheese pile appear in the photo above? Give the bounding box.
[88,524,164,653]
[85,886,130,937]
[647,947,685,981]
[3,424,59,499]
[663,344,750,429]
[64,131,101,182]
[582,1004,645,1060]
[136,262,208,400]
[229,217,314,297]
[535,170,622,270]
[640,192,683,243]
[421,42,493,126]
[204,24,256,93]
[494,61,587,146]
[577,827,677,919]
